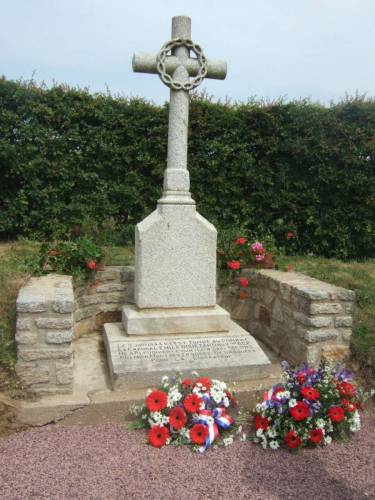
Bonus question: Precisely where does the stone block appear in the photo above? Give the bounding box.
[56,360,74,385]
[231,300,252,321]
[321,345,350,363]
[335,316,353,327]
[303,329,339,343]
[122,304,230,335]
[340,329,352,342]
[134,203,216,308]
[104,321,271,390]
[280,283,291,302]
[96,283,127,293]
[74,317,95,338]
[74,307,97,322]
[271,297,283,322]
[334,288,355,301]
[293,312,332,328]
[46,330,73,344]
[263,289,275,305]
[16,318,34,331]
[77,295,102,308]
[36,317,73,329]
[310,303,342,315]
[15,331,38,345]
[104,292,127,304]
[19,349,72,362]
[16,363,50,385]
[293,287,330,300]
[121,267,135,282]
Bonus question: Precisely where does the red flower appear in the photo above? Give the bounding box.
[225,390,238,406]
[146,390,168,412]
[300,386,320,401]
[284,431,301,449]
[337,381,356,398]
[328,406,345,423]
[227,260,241,270]
[286,231,295,240]
[148,425,169,448]
[341,399,356,412]
[296,372,306,384]
[169,407,187,430]
[190,424,209,445]
[254,415,270,431]
[236,237,248,245]
[309,428,324,444]
[183,394,203,413]
[181,378,192,387]
[290,401,309,421]
[239,277,249,288]
[239,290,249,300]
[87,260,97,270]
[194,377,212,390]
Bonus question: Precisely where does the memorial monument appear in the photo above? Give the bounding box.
[104,15,271,389]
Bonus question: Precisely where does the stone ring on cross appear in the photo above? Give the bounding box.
[156,38,208,91]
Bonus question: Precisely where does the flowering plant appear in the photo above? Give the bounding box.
[252,362,371,451]
[130,373,245,451]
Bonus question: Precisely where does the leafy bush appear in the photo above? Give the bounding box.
[1,77,375,258]
[39,237,102,279]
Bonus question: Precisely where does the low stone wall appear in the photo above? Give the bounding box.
[218,269,355,366]
[15,266,355,394]
[15,275,74,395]
[74,266,134,337]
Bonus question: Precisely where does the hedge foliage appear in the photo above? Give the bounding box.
[1,77,375,258]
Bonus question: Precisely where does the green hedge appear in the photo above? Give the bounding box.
[1,77,375,258]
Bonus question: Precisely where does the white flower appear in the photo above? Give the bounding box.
[324,436,332,446]
[255,403,263,412]
[267,428,277,438]
[256,428,264,437]
[350,410,361,432]
[261,438,268,449]
[289,398,297,408]
[191,370,199,377]
[161,376,169,385]
[223,396,230,407]
[269,440,279,450]
[316,418,326,429]
[146,388,153,396]
[223,436,234,447]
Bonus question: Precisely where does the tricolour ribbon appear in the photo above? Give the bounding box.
[197,407,234,450]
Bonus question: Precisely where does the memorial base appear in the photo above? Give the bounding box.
[103,321,271,390]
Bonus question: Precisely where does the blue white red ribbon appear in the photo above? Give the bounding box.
[197,407,234,450]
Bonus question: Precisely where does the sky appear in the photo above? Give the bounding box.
[1,0,374,105]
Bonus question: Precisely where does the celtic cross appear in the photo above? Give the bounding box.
[132,15,227,205]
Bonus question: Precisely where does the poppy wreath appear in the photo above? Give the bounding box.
[252,362,371,451]
[130,373,243,451]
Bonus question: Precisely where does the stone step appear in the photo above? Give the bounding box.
[104,321,272,391]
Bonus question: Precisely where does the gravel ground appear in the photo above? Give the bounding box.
[0,413,374,500]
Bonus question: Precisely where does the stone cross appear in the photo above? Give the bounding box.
[132,15,227,205]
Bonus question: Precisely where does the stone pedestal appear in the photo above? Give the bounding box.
[104,321,271,390]
[135,203,217,309]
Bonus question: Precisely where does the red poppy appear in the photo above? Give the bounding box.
[181,378,192,387]
[183,393,203,413]
[254,415,270,431]
[341,399,356,412]
[284,431,301,449]
[309,428,324,444]
[148,425,170,448]
[194,377,212,390]
[300,386,320,401]
[227,260,241,270]
[236,237,248,245]
[87,260,97,270]
[169,407,187,430]
[190,424,209,445]
[337,382,356,398]
[286,231,295,240]
[239,290,249,300]
[146,390,168,412]
[239,277,249,288]
[290,402,309,421]
[328,406,345,423]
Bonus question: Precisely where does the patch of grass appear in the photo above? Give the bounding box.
[277,255,375,383]
[102,246,134,266]
[0,240,40,374]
